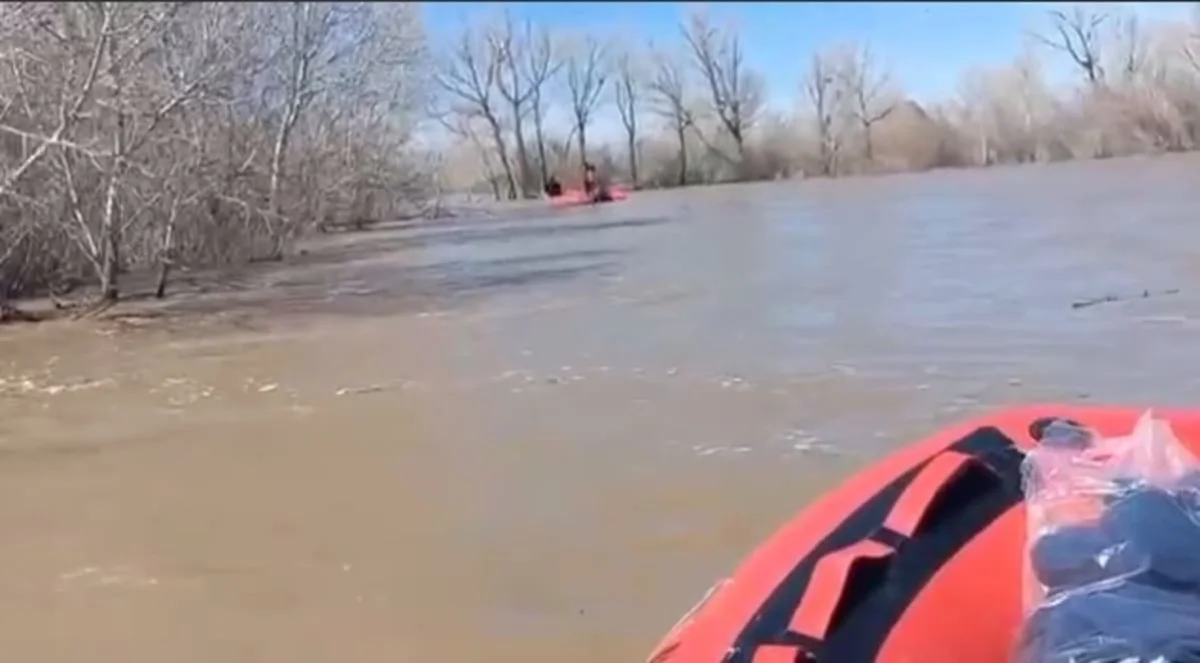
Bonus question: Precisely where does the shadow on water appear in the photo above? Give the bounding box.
[301,216,670,266]
[419,248,623,272]
[399,217,670,248]
[338,204,588,235]
[85,213,665,324]
[159,247,629,321]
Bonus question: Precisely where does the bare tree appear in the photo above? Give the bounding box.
[613,46,642,187]
[523,24,561,192]
[955,48,1056,166]
[680,11,764,163]
[1,1,432,311]
[440,114,506,200]
[838,44,897,163]
[1111,12,1147,84]
[3,3,225,301]
[0,2,110,302]
[258,2,400,257]
[294,3,431,231]
[436,23,517,200]
[0,9,103,194]
[1008,49,1055,162]
[491,13,536,198]
[1187,39,1200,77]
[1034,7,1108,87]
[804,49,843,176]
[1184,7,1200,76]
[565,36,609,171]
[647,50,692,187]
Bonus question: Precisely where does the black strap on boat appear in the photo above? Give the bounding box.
[728,425,1026,663]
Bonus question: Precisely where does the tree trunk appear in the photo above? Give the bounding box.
[817,116,833,176]
[154,207,177,299]
[268,39,309,258]
[485,115,518,200]
[576,122,588,172]
[626,133,638,188]
[675,125,687,187]
[533,96,549,190]
[510,102,532,198]
[99,173,122,301]
[99,25,125,302]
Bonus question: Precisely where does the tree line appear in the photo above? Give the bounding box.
[436,5,1200,196]
[4,3,1200,316]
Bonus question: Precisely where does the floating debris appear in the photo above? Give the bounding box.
[1071,288,1180,310]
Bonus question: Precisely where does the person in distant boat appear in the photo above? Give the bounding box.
[544,175,563,198]
[582,162,612,203]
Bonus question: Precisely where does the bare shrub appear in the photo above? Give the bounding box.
[0,1,433,306]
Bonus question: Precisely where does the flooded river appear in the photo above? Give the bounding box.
[3,155,1200,661]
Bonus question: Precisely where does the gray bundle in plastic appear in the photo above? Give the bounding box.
[1018,412,1200,663]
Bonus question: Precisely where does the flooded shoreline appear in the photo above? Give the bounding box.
[3,155,1200,660]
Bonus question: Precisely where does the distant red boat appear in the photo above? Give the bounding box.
[548,187,630,207]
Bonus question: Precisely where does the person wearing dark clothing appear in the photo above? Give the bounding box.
[544,176,563,198]
[582,162,611,203]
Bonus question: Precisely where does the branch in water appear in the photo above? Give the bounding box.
[1071,288,1181,310]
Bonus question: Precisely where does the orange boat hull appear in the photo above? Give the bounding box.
[548,188,630,207]
[646,405,1200,663]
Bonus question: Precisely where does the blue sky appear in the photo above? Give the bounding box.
[422,2,1196,140]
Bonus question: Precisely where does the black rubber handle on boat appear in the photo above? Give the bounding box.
[733,425,1027,663]
[785,451,1002,645]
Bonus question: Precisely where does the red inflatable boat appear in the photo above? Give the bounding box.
[548,187,630,208]
[645,405,1200,663]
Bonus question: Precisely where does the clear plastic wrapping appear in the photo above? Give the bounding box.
[1017,412,1200,663]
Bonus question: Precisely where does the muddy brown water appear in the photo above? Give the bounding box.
[3,155,1200,661]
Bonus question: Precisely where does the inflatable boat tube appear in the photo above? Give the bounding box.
[548,187,629,207]
[645,405,1200,663]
